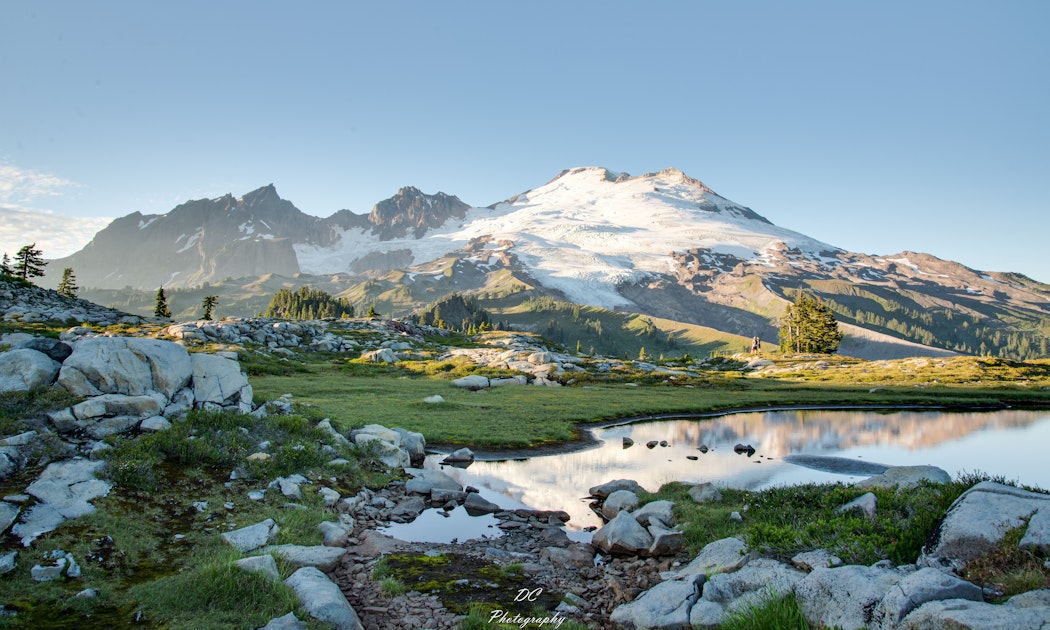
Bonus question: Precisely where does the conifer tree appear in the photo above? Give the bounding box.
[367,304,378,318]
[778,293,843,354]
[0,253,12,276]
[201,295,218,320]
[155,287,172,318]
[56,268,79,299]
[13,243,47,282]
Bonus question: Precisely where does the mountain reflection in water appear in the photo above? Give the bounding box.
[430,409,1050,530]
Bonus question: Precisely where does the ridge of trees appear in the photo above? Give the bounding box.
[262,287,354,320]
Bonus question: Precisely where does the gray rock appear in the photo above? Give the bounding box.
[73,393,165,420]
[319,487,340,508]
[463,493,500,515]
[191,353,252,410]
[899,596,1050,629]
[540,544,595,569]
[260,612,310,630]
[318,520,352,547]
[920,481,1050,567]
[671,537,751,579]
[270,545,345,571]
[221,518,279,552]
[589,478,644,499]
[0,551,16,574]
[31,558,67,581]
[634,500,675,527]
[858,465,951,489]
[58,337,192,399]
[871,566,982,629]
[592,510,654,555]
[688,482,724,504]
[285,566,364,629]
[791,549,843,571]
[689,599,727,629]
[1006,588,1050,608]
[837,492,878,518]
[647,523,684,557]
[700,558,806,614]
[393,428,426,465]
[15,337,72,362]
[390,495,427,521]
[431,488,467,503]
[139,415,172,432]
[795,564,904,630]
[404,468,461,494]
[316,418,350,446]
[13,458,111,545]
[234,554,280,582]
[361,348,397,363]
[609,578,699,630]
[602,489,639,519]
[452,375,489,389]
[1019,507,1050,554]
[0,348,60,392]
[0,502,19,535]
[279,479,302,500]
[443,447,475,463]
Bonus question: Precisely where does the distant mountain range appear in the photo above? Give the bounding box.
[49,167,1050,360]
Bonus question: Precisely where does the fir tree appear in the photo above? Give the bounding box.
[367,304,378,319]
[0,253,11,276]
[56,268,79,299]
[202,295,218,320]
[778,293,843,354]
[155,287,172,318]
[13,243,47,282]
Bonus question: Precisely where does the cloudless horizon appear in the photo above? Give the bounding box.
[2,1,1048,282]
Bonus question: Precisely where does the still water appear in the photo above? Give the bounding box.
[424,408,1050,531]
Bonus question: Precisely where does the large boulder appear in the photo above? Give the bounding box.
[404,468,461,494]
[284,566,364,630]
[589,479,644,499]
[602,489,639,520]
[592,510,653,555]
[191,353,252,411]
[58,337,192,399]
[900,592,1050,629]
[920,481,1050,568]
[795,564,904,630]
[221,518,279,553]
[871,567,982,629]
[0,349,61,392]
[15,338,73,362]
[670,537,752,579]
[609,578,700,630]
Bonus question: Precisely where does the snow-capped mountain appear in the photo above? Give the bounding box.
[51,166,1050,359]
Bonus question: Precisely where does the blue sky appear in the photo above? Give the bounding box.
[1,1,1047,282]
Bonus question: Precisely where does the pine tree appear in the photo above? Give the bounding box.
[367,304,378,319]
[56,268,79,299]
[202,295,218,320]
[778,293,843,354]
[155,287,172,318]
[14,243,47,282]
[0,253,11,276]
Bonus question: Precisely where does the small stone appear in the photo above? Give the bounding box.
[730,511,743,521]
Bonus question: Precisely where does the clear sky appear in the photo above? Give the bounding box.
[2,1,1047,282]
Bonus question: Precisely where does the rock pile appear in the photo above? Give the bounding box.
[0,279,139,326]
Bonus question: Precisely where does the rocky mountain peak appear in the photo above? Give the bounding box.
[366,187,471,240]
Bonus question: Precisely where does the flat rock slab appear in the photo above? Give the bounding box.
[234,554,279,582]
[404,468,461,494]
[221,518,279,553]
[610,578,699,629]
[858,465,951,489]
[795,564,904,630]
[872,567,982,629]
[922,481,1050,565]
[900,594,1050,630]
[269,545,345,571]
[285,566,364,630]
[13,459,111,545]
[672,537,751,579]
[782,454,891,476]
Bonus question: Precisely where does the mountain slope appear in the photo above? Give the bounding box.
[56,167,1050,359]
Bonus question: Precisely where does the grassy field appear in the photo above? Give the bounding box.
[250,353,1050,449]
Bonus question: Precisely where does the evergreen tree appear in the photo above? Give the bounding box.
[56,268,79,299]
[778,293,843,354]
[13,243,47,282]
[155,287,172,318]
[202,295,218,320]
[367,304,379,318]
[0,253,11,276]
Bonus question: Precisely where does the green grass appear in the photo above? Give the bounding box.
[720,593,811,630]
[0,386,80,435]
[250,352,1050,448]
[647,475,981,565]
